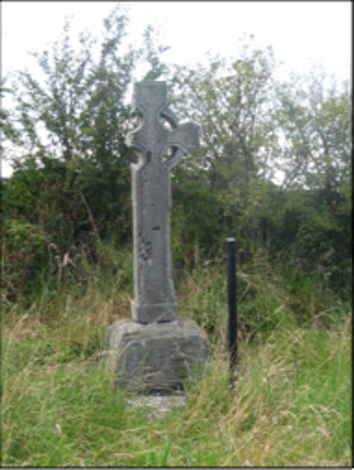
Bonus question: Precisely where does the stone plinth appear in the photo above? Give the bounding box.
[105,319,209,392]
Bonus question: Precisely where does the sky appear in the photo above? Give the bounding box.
[1,1,351,177]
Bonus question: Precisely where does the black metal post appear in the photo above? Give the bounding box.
[227,238,237,377]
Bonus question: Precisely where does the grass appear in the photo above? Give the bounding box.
[2,246,352,467]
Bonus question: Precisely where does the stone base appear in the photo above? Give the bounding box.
[105,319,209,392]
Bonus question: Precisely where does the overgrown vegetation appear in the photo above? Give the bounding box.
[1,3,351,467]
[2,246,351,466]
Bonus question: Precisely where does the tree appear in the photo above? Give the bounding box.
[140,24,170,81]
[274,68,351,195]
[1,4,172,301]
[272,68,351,294]
[169,37,278,259]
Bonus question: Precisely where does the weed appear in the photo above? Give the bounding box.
[2,246,351,466]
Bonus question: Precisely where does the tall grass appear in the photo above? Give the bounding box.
[2,244,351,466]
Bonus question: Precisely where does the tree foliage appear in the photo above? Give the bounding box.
[169,38,280,261]
[1,5,169,301]
[1,12,351,304]
[168,39,351,292]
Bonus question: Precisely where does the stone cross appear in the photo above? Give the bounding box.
[126,81,199,323]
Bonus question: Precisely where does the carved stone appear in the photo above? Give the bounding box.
[105,81,209,393]
[126,81,199,323]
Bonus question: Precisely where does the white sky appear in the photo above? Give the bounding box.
[1,1,351,177]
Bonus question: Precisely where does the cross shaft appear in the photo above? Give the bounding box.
[126,81,199,323]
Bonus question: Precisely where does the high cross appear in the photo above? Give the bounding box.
[126,81,199,323]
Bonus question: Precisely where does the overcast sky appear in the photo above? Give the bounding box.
[2,2,351,177]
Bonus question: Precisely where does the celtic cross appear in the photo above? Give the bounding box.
[126,81,199,323]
